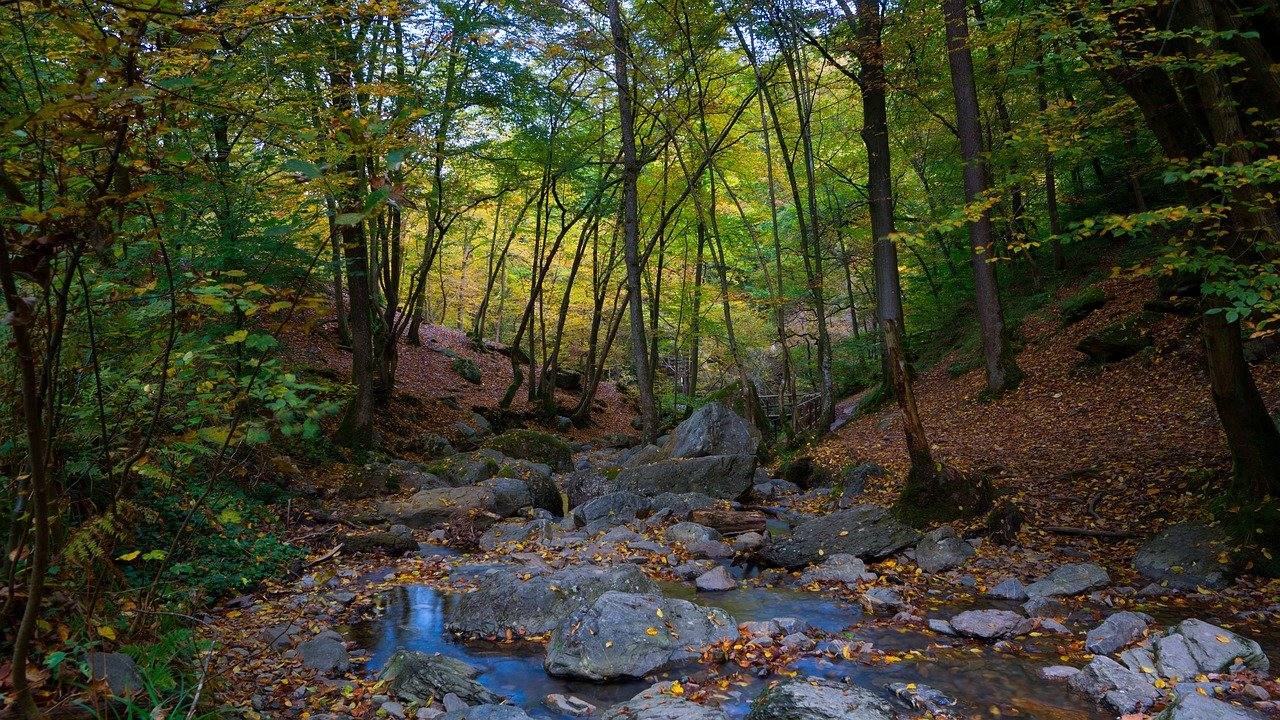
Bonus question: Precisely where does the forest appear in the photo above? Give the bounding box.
[2,0,1280,716]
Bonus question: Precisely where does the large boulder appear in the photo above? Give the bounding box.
[603,684,730,720]
[483,430,573,472]
[572,491,650,533]
[489,458,560,515]
[799,554,871,585]
[670,402,759,459]
[544,591,738,681]
[1154,690,1266,720]
[614,454,756,500]
[445,564,658,637]
[380,651,502,705]
[1068,656,1161,713]
[563,468,613,509]
[1170,619,1269,674]
[1025,563,1110,597]
[425,452,502,487]
[747,678,895,720]
[1134,523,1236,590]
[948,610,1034,640]
[478,518,560,551]
[914,526,975,573]
[1085,612,1152,655]
[479,477,533,517]
[759,506,921,568]
[379,485,498,528]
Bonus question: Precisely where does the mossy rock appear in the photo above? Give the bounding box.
[1060,286,1107,325]
[451,356,482,384]
[482,429,573,472]
[1077,312,1158,362]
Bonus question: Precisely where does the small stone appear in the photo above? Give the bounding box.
[949,609,1034,640]
[862,587,904,610]
[381,701,406,719]
[1085,611,1152,655]
[695,566,738,591]
[988,578,1028,601]
[928,619,956,635]
[442,693,467,712]
[1040,665,1080,681]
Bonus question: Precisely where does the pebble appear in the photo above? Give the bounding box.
[380,701,406,719]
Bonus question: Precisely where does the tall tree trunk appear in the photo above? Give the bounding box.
[330,19,375,451]
[610,0,657,440]
[942,0,1022,393]
[1035,48,1066,271]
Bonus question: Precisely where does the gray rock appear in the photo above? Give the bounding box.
[928,619,956,635]
[752,479,800,500]
[86,652,143,696]
[675,560,716,580]
[987,577,1028,601]
[649,492,717,519]
[733,531,765,551]
[1153,632,1201,680]
[1022,596,1069,618]
[1173,619,1269,673]
[839,462,889,496]
[862,587,905,610]
[1085,611,1152,655]
[544,591,738,680]
[415,433,456,459]
[665,522,722,545]
[686,539,734,559]
[380,485,497,528]
[1135,523,1236,590]
[1156,693,1266,720]
[1040,666,1081,681]
[915,527,975,573]
[888,682,955,714]
[573,491,650,532]
[439,706,533,720]
[445,564,658,636]
[747,677,895,720]
[799,554,869,585]
[695,566,738,591]
[759,506,921,568]
[478,519,559,551]
[1025,563,1110,597]
[949,609,1034,639]
[480,477,533,517]
[381,651,502,705]
[563,468,613,509]
[669,402,759,459]
[1068,656,1160,713]
[602,684,729,720]
[297,630,349,674]
[615,455,756,501]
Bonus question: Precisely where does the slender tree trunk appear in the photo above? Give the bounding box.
[610,0,656,440]
[1035,49,1066,271]
[942,0,1021,393]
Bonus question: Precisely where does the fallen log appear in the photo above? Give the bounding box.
[1039,525,1137,540]
[690,508,767,534]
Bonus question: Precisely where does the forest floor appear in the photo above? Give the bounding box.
[170,273,1280,720]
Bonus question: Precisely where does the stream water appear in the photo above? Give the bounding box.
[349,581,1116,720]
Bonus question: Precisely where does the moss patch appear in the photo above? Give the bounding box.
[482,429,573,471]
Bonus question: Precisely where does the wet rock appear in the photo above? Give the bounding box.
[781,633,816,651]
[562,468,612,509]
[545,694,596,717]
[1023,596,1069,618]
[381,651,503,706]
[544,591,738,681]
[1068,656,1160,713]
[675,560,716,580]
[1085,611,1153,655]
[695,566,738,591]
[928,619,956,635]
[1134,523,1236,590]
[889,682,956,715]
[669,402,759,459]
[445,564,658,636]
[1040,666,1081,681]
[452,413,492,443]
[747,677,895,720]
[439,706,533,720]
[839,462,889,495]
[686,539,734,559]
[343,525,417,554]
[759,506,921,568]
[752,479,800,500]
[862,587,905,610]
[382,701,407,719]
[86,652,143,696]
[799,554,871,585]
[1155,692,1266,720]
[665,522,722,545]
[987,577,1028,601]
[298,630,349,673]
[603,684,729,720]
[381,485,498,528]
[1025,563,1110,597]
[615,455,756,501]
[1170,619,1269,673]
[914,526,975,573]
[414,433,456,459]
[948,609,1034,640]
[649,492,716,519]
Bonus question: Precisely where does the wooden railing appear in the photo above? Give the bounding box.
[757,390,824,430]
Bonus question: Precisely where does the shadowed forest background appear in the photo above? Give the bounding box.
[2,0,1280,716]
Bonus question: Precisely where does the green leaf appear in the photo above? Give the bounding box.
[218,508,243,525]
[142,549,167,561]
[335,213,364,227]
[282,159,322,179]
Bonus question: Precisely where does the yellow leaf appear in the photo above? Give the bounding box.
[98,626,117,640]
[224,329,249,344]
[1215,635,1230,644]
[118,550,141,561]
[670,681,684,696]
[645,627,659,636]
[604,640,614,648]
